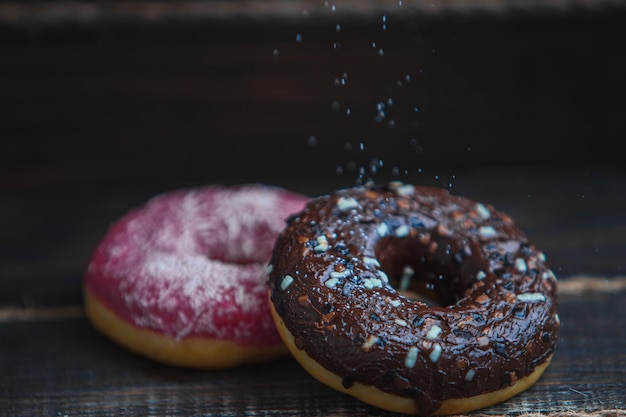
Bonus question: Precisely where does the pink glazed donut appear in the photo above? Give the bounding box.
[84,184,308,368]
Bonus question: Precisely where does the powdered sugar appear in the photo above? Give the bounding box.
[85,185,307,345]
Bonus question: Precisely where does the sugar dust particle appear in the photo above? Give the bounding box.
[272,49,280,57]
[388,119,396,128]
[378,48,385,56]
[307,135,318,147]
[295,33,303,42]
[333,42,341,49]
[336,24,342,32]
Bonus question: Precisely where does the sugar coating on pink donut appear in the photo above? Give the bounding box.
[85,185,308,346]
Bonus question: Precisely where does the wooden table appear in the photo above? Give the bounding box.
[1,2,625,415]
[2,167,625,416]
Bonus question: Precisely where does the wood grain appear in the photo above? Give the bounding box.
[1,288,624,416]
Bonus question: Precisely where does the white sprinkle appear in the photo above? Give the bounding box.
[476,270,487,281]
[378,270,389,283]
[396,184,415,197]
[479,226,497,239]
[376,223,390,237]
[465,369,476,381]
[400,265,414,290]
[426,324,442,340]
[314,235,329,253]
[330,269,351,279]
[389,299,401,307]
[429,344,442,363]
[405,347,419,368]
[538,252,547,262]
[325,277,339,288]
[475,203,491,220]
[515,258,528,272]
[395,318,408,327]
[362,335,379,351]
[363,256,381,267]
[337,197,359,211]
[395,225,410,238]
[266,264,274,273]
[543,270,558,281]
[517,292,547,302]
[363,278,383,289]
[280,275,294,290]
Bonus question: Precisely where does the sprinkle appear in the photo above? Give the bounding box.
[475,203,491,220]
[395,225,410,238]
[378,270,389,283]
[517,292,547,302]
[479,226,497,239]
[362,335,379,351]
[395,318,408,327]
[325,277,339,288]
[330,269,351,279]
[396,184,415,197]
[465,369,476,381]
[266,264,274,273]
[363,256,381,267]
[313,235,329,253]
[429,344,442,363]
[388,180,404,189]
[389,299,401,307]
[405,347,419,368]
[280,275,294,290]
[538,252,547,262]
[515,258,528,272]
[476,270,487,281]
[543,270,558,281]
[426,324,442,340]
[376,223,390,237]
[400,265,414,290]
[363,278,383,289]
[337,197,359,211]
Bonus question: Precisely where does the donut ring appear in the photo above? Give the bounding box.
[85,184,308,369]
[268,183,559,415]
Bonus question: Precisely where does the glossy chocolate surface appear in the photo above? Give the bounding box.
[268,183,559,415]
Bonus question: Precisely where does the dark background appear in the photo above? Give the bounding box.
[2,3,625,303]
[1,3,626,416]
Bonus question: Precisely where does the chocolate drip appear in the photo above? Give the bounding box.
[268,183,559,415]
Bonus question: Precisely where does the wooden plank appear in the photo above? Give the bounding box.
[1,287,624,416]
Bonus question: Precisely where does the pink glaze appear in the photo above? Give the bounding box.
[85,184,308,346]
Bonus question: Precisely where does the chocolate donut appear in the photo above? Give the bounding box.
[267,182,559,415]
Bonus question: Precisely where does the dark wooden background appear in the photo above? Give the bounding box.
[1,1,625,415]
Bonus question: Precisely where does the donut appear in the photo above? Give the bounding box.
[267,182,559,415]
[84,184,308,369]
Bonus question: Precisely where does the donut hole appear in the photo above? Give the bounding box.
[374,234,479,307]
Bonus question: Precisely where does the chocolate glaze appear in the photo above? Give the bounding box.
[268,183,559,415]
